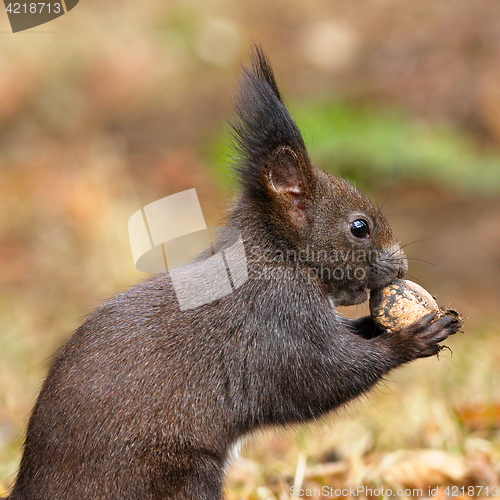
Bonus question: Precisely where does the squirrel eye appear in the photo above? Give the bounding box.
[350,219,370,239]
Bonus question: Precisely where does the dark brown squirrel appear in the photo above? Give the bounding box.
[4,47,461,500]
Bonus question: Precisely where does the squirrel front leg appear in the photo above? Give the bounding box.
[295,313,461,415]
[348,313,461,361]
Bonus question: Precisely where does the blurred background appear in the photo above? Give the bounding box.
[1,0,500,497]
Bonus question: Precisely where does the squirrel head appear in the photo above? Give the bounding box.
[231,47,407,306]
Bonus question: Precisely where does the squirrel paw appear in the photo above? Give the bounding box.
[387,311,463,362]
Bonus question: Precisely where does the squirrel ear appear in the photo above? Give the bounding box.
[266,146,313,225]
[267,146,306,194]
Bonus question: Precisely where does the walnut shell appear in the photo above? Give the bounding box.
[370,279,440,330]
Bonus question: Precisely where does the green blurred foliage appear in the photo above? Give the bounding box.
[208,99,500,195]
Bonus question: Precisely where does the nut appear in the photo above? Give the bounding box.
[370,279,440,330]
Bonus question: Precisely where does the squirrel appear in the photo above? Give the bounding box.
[4,47,461,500]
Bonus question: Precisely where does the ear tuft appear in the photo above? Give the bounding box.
[231,46,313,203]
[249,45,284,104]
